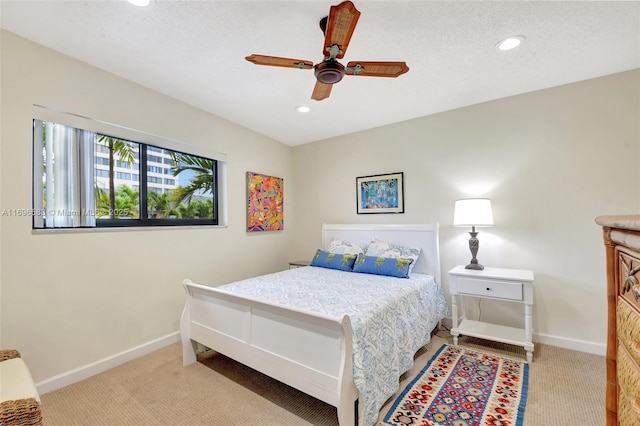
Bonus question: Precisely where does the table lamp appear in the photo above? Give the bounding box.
[453,198,494,270]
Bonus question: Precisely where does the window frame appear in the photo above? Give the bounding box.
[33,120,219,229]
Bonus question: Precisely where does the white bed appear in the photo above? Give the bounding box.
[180,223,446,426]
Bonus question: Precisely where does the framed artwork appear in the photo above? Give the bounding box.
[356,172,404,214]
[246,171,284,232]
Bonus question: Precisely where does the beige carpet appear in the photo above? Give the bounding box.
[41,331,605,425]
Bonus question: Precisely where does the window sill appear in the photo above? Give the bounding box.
[32,224,228,234]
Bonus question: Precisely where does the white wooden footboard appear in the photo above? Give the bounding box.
[180,279,359,426]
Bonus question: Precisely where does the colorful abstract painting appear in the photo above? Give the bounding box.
[247,171,284,232]
[356,172,404,214]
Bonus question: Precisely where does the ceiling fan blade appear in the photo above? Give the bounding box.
[311,81,333,101]
[323,1,360,59]
[345,61,409,77]
[245,54,313,70]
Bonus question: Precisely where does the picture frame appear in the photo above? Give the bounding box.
[246,171,284,232]
[356,172,404,214]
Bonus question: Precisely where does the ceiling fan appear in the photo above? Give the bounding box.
[245,1,409,101]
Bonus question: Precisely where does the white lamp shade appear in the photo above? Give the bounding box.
[453,198,494,227]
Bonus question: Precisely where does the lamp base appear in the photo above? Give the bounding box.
[465,262,485,270]
[465,228,485,270]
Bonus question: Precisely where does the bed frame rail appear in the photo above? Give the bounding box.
[180,279,358,425]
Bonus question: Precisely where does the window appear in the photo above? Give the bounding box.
[33,120,218,228]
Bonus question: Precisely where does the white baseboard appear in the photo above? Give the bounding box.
[533,332,606,356]
[438,317,606,357]
[36,332,180,395]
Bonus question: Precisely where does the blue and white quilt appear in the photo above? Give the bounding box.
[218,266,448,426]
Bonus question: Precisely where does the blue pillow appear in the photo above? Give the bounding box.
[310,249,357,271]
[352,254,413,278]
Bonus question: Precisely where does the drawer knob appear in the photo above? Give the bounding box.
[632,396,640,416]
[486,287,492,291]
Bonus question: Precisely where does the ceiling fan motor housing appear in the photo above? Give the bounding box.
[314,60,345,84]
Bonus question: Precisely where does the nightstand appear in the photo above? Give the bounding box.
[288,260,310,269]
[448,265,535,362]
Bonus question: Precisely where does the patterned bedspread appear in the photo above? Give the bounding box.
[218,266,448,426]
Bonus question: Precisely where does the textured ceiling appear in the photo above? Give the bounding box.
[1,1,639,146]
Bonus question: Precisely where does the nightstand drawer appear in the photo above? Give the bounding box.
[457,277,523,301]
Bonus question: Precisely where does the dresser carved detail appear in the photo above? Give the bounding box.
[621,256,640,301]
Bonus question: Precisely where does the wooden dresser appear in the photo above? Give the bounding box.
[596,215,640,425]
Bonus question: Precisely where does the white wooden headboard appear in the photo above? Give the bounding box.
[321,223,441,286]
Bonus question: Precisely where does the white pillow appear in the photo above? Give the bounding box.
[364,240,421,273]
[327,239,365,255]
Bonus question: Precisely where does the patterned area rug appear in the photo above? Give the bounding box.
[382,344,529,426]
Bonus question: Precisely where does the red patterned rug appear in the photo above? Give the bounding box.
[382,344,529,426]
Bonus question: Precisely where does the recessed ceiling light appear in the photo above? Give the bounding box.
[496,35,526,51]
[296,105,311,113]
[127,0,150,6]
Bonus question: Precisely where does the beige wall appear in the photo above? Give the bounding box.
[290,69,640,353]
[0,31,293,383]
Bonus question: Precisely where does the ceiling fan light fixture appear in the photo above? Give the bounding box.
[314,60,345,84]
[496,35,526,51]
[296,105,311,113]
